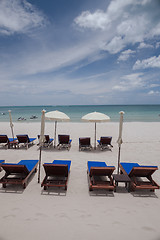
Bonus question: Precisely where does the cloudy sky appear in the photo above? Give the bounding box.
[0,0,160,106]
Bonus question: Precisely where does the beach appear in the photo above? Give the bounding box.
[0,121,160,240]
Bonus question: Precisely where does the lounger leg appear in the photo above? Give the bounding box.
[3,183,6,188]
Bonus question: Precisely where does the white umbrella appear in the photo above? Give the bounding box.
[81,111,110,149]
[117,111,125,174]
[38,109,46,183]
[45,110,70,147]
[8,110,14,140]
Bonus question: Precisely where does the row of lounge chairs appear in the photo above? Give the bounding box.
[0,134,71,150]
[0,135,36,149]
[79,136,113,151]
[0,134,113,150]
[0,160,159,192]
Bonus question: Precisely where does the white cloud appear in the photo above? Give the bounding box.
[149,84,160,88]
[103,36,126,54]
[138,42,154,49]
[148,90,160,95]
[74,0,160,54]
[156,42,160,49]
[133,55,160,70]
[118,49,135,61]
[74,10,109,30]
[0,0,46,35]
[112,73,144,91]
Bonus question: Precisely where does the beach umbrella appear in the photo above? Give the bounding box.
[117,111,125,174]
[8,110,14,140]
[81,111,110,149]
[45,110,70,148]
[38,109,46,183]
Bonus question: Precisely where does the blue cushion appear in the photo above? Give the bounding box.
[97,140,100,144]
[140,165,158,168]
[0,160,5,164]
[29,138,36,143]
[120,162,158,175]
[52,160,71,172]
[120,162,140,175]
[8,138,17,142]
[18,160,38,172]
[88,161,107,173]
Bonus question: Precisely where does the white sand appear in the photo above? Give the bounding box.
[0,121,160,240]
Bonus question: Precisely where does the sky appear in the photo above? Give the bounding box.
[0,0,160,106]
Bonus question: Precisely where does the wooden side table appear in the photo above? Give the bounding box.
[113,174,131,192]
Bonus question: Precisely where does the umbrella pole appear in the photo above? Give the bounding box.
[8,110,14,140]
[54,121,57,148]
[94,122,96,150]
[117,146,121,174]
[38,146,42,183]
[11,127,14,140]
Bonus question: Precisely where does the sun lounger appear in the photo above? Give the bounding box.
[87,161,115,191]
[0,135,17,149]
[37,135,53,148]
[0,160,39,188]
[0,160,5,171]
[16,135,36,149]
[41,160,71,190]
[57,135,72,150]
[97,136,113,150]
[79,137,92,151]
[119,162,159,191]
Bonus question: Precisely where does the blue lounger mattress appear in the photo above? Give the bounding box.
[28,138,36,142]
[53,160,71,172]
[88,161,114,173]
[120,162,158,175]
[44,160,71,172]
[2,160,39,172]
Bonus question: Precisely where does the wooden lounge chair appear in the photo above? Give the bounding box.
[87,161,115,191]
[16,135,36,149]
[97,136,113,150]
[57,135,72,150]
[0,160,39,188]
[119,162,159,192]
[37,135,53,148]
[79,137,92,151]
[0,135,17,149]
[0,160,5,171]
[41,160,71,190]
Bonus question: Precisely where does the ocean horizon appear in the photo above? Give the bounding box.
[0,104,160,122]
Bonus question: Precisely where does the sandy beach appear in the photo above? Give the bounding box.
[0,121,160,240]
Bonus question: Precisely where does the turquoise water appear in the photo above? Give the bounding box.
[0,105,160,122]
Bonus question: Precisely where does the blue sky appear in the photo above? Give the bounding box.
[0,0,160,106]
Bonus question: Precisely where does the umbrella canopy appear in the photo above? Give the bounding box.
[81,111,110,149]
[45,110,70,147]
[8,110,14,140]
[117,111,125,174]
[38,109,46,183]
[82,111,110,122]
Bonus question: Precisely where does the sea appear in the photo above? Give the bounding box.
[0,105,160,122]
